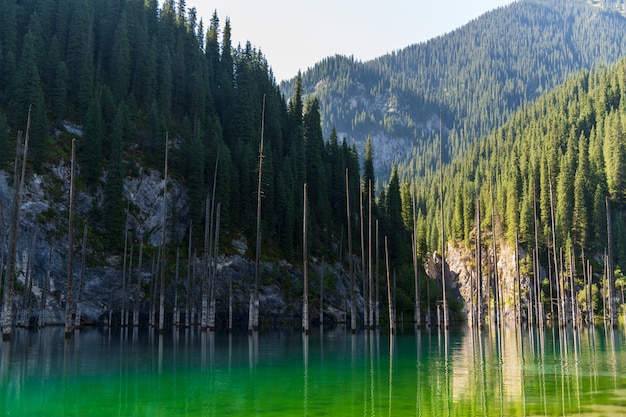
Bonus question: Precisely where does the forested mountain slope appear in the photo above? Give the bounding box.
[414,57,626,274]
[0,0,370,263]
[283,0,626,181]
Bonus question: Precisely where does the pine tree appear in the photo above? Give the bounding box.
[385,165,408,266]
[103,105,127,249]
[81,95,104,188]
[573,133,591,249]
[111,10,131,101]
[10,28,48,172]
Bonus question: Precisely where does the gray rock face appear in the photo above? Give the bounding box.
[0,167,364,329]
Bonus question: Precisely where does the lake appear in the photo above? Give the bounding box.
[1,324,625,416]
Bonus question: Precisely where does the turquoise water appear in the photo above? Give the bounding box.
[1,325,625,416]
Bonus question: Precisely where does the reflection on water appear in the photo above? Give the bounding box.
[1,325,625,416]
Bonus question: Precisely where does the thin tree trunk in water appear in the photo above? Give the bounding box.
[228,267,233,332]
[150,252,158,327]
[490,178,500,327]
[411,183,420,328]
[346,169,356,333]
[359,183,367,329]
[252,96,266,333]
[320,257,325,327]
[559,248,567,326]
[603,250,607,322]
[121,208,129,327]
[569,248,577,329]
[40,250,52,328]
[439,113,448,329]
[375,220,380,328]
[173,247,180,328]
[209,203,220,331]
[65,138,76,338]
[546,250,553,323]
[208,149,220,331]
[191,249,198,325]
[385,237,394,335]
[75,223,88,328]
[22,228,37,327]
[302,183,309,334]
[533,189,543,327]
[3,108,31,341]
[159,134,169,334]
[127,242,133,326]
[587,260,595,326]
[548,167,562,328]
[201,196,210,330]
[368,180,374,329]
[185,223,192,328]
[606,197,617,327]
[475,196,482,328]
[515,229,522,327]
[134,238,143,327]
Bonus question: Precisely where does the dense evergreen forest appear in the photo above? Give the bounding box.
[3,0,626,324]
[411,58,626,320]
[0,0,393,266]
[284,0,626,182]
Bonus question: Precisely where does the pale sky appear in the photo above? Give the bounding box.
[184,1,518,82]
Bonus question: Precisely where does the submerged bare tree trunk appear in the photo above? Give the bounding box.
[185,223,192,328]
[121,210,129,327]
[65,138,77,338]
[159,135,169,334]
[2,112,30,341]
[208,204,220,331]
[346,169,356,333]
[475,196,482,328]
[439,115,448,330]
[375,220,380,328]
[173,248,180,328]
[21,227,37,327]
[359,183,367,329]
[302,183,309,335]
[251,96,266,333]
[385,237,394,335]
[201,196,210,330]
[134,238,143,327]
[606,197,617,327]
[320,257,325,327]
[40,250,52,328]
[368,180,374,329]
[411,183,420,328]
[75,223,88,328]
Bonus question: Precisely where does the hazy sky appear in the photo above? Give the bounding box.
[184,1,518,82]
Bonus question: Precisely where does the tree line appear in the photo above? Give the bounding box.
[0,0,412,285]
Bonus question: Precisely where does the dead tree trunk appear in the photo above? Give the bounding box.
[158,134,169,334]
[64,138,76,338]
[75,223,88,328]
[303,183,309,335]
[346,169,356,333]
[2,109,31,341]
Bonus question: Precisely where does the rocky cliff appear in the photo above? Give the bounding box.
[0,166,364,329]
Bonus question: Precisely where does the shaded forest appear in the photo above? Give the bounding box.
[0,0,393,266]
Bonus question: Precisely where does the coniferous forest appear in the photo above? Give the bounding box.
[0,0,366,261]
[1,0,626,329]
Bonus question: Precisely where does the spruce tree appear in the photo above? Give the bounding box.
[81,95,104,188]
[103,106,127,249]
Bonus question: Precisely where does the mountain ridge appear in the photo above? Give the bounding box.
[282,0,626,182]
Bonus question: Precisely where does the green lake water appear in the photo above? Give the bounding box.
[1,325,625,416]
